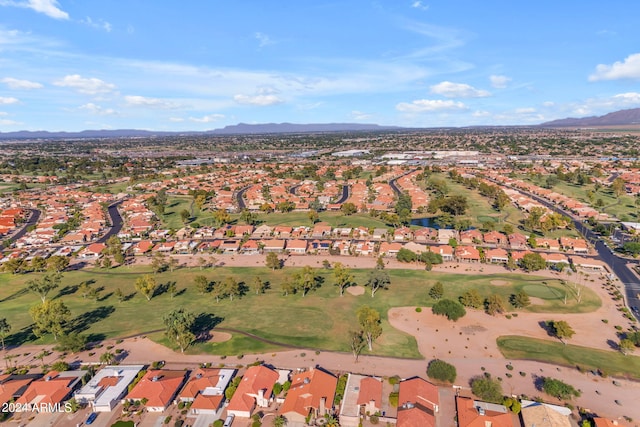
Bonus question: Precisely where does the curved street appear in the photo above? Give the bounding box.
[501,182,640,315]
[6,208,40,243]
[97,201,124,244]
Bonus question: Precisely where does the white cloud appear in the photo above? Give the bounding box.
[79,103,117,116]
[1,77,43,89]
[396,99,467,112]
[255,32,274,47]
[611,92,640,104]
[188,113,225,123]
[169,117,185,122]
[0,96,19,104]
[80,16,112,32]
[430,81,490,98]
[411,1,429,11]
[515,107,536,114]
[472,110,490,117]
[53,74,116,95]
[124,95,180,109]
[0,0,69,20]
[0,119,20,125]
[350,110,372,120]
[589,53,640,81]
[234,94,283,106]
[489,75,511,89]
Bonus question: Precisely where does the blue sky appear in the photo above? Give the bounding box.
[1,1,640,131]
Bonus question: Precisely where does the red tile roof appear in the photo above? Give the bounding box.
[126,370,187,409]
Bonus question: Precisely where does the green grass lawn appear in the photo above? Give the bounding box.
[497,335,640,379]
[0,266,600,358]
[524,176,640,221]
[424,174,526,232]
[243,211,390,229]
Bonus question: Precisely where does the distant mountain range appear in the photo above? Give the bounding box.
[0,122,401,139]
[540,108,640,127]
[2,110,640,140]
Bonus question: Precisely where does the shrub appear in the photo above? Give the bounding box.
[370,414,379,424]
[470,375,503,404]
[415,307,422,313]
[389,391,399,407]
[427,359,457,383]
[432,299,466,321]
[388,375,400,385]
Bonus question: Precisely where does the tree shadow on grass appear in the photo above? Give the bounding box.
[4,326,36,348]
[56,284,79,298]
[193,313,224,341]
[68,306,115,334]
[0,287,28,303]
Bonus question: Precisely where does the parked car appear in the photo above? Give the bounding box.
[223,414,235,427]
[86,412,98,425]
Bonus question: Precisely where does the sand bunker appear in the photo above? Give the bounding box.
[208,332,232,343]
[347,285,366,296]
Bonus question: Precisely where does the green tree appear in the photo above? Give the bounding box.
[47,255,70,272]
[194,275,210,295]
[135,274,157,301]
[251,276,266,295]
[349,330,366,362]
[30,300,71,340]
[619,338,636,355]
[2,257,25,274]
[365,270,390,298]
[340,202,357,215]
[308,210,319,224]
[265,252,282,270]
[510,291,531,309]
[432,299,466,321]
[426,359,456,383]
[333,262,354,296]
[548,320,575,344]
[611,177,626,198]
[240,209,257,225]
[459,289,483,309]
[100,351,116,365]
[292,266,321,297]
[0,318,10,351]
[27,273,63,303]
[375,256,385,270]
[163,308,196,353]
[222,276,241,301]
[212,209,231,226]
[520,252,547,272]
[541,377,581,400]
[429,282,444,300]
[54,332,87,353]
[357,306,382,351]
[30,256,47,272]
[273,415,287,427]
[114,287,125,303]
[471,375,503,404]
[396,248,417,262]
[485,294,506,316]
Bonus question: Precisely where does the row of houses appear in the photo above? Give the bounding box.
[1,364,623,427]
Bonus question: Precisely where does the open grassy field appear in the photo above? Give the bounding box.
[524,175,639,221]
[497,335,640,379]
[424,174,526,232]
[0,266,599,358]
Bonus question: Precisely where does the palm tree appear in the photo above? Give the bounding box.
[273,415,287,427]
[324,414,340,427]
[100,351,116,365]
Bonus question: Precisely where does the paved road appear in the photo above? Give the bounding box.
[335,184,350,204]
[235,185,251,210]
[8,208,40,242]
[288,184,300,195]
[502,182,640,315]
[388,169,418,196]
[97,201,124,244]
